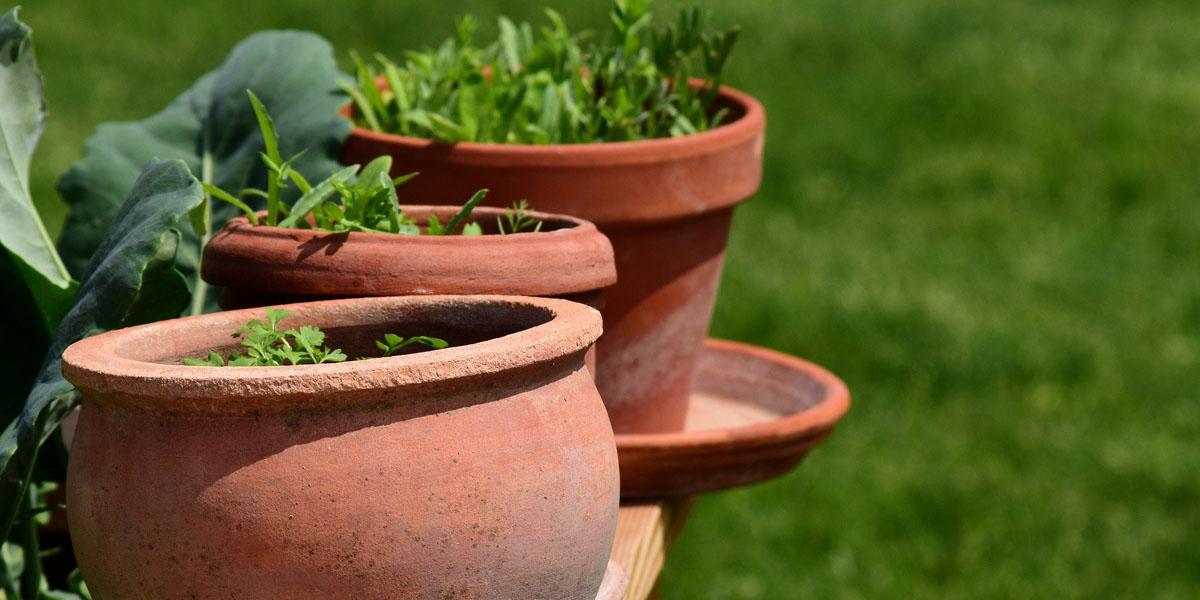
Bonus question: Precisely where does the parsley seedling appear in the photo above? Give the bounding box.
[497,200,543,234]
[183,308,448,367]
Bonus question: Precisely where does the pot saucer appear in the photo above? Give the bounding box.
[595,560,629,600]
[615,339,850,499]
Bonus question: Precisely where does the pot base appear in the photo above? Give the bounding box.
[615,339,851,499]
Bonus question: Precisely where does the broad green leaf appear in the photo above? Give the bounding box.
[0,159,204,543]
[356,156,392,191]
[0,8,76,347]
[56,30,351,313]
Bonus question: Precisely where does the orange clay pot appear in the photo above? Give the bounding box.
[201,205,615,309]
[340,83,765,434]
[61,296,618,600]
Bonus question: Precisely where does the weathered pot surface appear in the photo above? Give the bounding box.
[62,295,619,600]
[340,83,766,435]
[202,205,616,307]
[616,338,851,498]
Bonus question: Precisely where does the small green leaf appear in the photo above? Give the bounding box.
[425,214,445,235]
[202,183,258,225]
[265,307,291,329]
[442,189,487,235]
[357,156,392,191]
[246,90,281,165]
[278,165,359,229]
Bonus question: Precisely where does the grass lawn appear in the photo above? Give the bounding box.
[26,0,1200,597]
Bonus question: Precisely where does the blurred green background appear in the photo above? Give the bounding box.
[24,0,1200,597]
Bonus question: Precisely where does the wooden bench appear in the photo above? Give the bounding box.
[608,500,694,600]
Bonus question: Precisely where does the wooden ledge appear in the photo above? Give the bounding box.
[609,499,694,600]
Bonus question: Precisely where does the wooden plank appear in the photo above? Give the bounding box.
[608,499,694,600]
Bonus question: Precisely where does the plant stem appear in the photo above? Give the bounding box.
[266,175,280,228]
[18,487,41,600]
[189,144,215,316]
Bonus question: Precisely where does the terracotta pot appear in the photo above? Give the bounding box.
[201,205,615,309]
[62,296,619,600]
[202,206,615,372]
[340,83,766,434]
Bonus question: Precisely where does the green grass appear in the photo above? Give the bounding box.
[25,0,1200,597]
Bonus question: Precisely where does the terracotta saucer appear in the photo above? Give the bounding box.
[595,560,629,600]
[615,339,851,499]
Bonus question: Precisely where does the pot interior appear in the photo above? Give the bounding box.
[110,298,556,366]
[397,206,578,235]
[708,92,749,125]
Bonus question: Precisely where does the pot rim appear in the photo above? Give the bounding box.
[60,295,602,415]
[614,339,851,450]
[202,205,617,295]
[218,204,604,246]
[341,82,765,167]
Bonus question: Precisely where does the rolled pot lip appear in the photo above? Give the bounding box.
[340,82,765,167]
[202,204,617,295]
[60,295,602,415]
[218,204,604,246]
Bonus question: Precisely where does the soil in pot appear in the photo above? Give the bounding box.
[61,295,618,600]
[340,84,766,434]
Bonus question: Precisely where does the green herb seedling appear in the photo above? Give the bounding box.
[206,92,535,236]
[347,0,740,145]
[497,200,543,234]
[183,308,447,367]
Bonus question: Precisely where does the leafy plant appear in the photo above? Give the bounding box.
[0,158,205,600]
[56,29,352,315]
[497,200,544,234]
[0,17,355,598]
[345,0,740,144]
[210,92,539,237]
[183,308,447,367]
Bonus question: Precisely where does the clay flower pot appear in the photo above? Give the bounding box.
[61,296,619,600]
[201,205,616,311]
[340,83,766,434]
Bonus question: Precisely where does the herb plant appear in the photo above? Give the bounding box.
[183,308,448,367]
[208,91,542,236]
[344,0,740,144]
[497,200,543,234]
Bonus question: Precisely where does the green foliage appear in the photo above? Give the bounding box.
[212,95,531,236]
[375,333,450,357]
[0,8,76,347]
[55,30,351,314]
[496,200,543,234]
[0,8,79,415]
[0,20,209,600]
[347,0,739,144]
[0,159,203,597]
[184,308,448,367]
[183,308,347,366]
